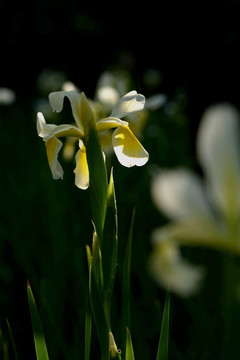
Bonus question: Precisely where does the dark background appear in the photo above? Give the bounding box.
[1,1,240,359]
[2,0,240,113]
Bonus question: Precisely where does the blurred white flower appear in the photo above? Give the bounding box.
[0,87,16,105]
[150,103,240,296]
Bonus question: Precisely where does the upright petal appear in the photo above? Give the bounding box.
[112,126,149,167]
[49,91,84,132]
[111,91,145,118]
[45,137,63,180]
[151,169,212,219]
[73,140,89,190]
[197,103,240,222]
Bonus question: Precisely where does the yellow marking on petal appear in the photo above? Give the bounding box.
[112,126,149,167]
[45,137,63,179]
[73,141,89,190]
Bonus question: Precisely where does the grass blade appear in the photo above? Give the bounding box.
[86,124,108,244]
[89,262,109,360]
[121,208,135,357]
[125,327,135,360]
[27,282,49,360]
[6,318,20,360]
[156,292,170,360]
[85,245,92,360]
[84,294,92,360]
[102,168,118,326]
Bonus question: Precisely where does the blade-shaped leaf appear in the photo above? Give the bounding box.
[6,318,20,360]
[86,124,108,244]
[156,292,170,360]
[125,327,135,360]
[102,168,118,326]
[27,282,49,360]
[85,294,92,360]
[89,263,109,360]
[121,208,135,355]
[85,245,92,360]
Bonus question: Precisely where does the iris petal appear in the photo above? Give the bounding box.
[112,126,149,167]
[45,137,63,180]
[73,141,89,190]
[111,91,145,118]
[151,169,212,220]
[37,112,57,138]
[197,103,240,221]
[49,91,83,131]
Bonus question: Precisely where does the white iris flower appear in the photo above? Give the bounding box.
[149,103,240,296]
[37,90,149,190]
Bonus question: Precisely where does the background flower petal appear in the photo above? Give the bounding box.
[148,241,205,297]
[151,169,212,219]
[111,91,145,118]
[197,103,240,222]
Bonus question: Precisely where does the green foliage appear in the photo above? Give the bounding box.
[125,328,135,360]
[27,283,49,360]
[86,123,108,244]
[156,292,170,360]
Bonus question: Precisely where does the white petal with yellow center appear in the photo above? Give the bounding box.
[96,117,128,133]
[112,126,149,167]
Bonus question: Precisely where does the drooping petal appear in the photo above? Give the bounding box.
[37,112,57,138]
[151,169,212,220]
[112,125,149,167]
[49,91,84,132]
[73,140,89,190]
[197,103,240,222]
[151,218,232,253]
[111,91,145,118]
[148,240,205,297]
[43,124,83,142]
[96,117,128,133]
[45,137,63,180]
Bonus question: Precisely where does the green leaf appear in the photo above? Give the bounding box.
[86,124,108,244]
[125,327,135,360]
[27,282,49,360]
[121,208,135,356]
[156,292,170,360]
[84,294,92,360]
[6,318,19,360]
[102,168,118,326]
[85,245,92,360]
[89,263,109,360]
[92,230,104,292]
